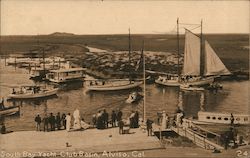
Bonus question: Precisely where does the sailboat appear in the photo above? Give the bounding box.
[85,30,143,91]
[156,19,231,87]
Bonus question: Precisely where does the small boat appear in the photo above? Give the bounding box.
[180,84,205,91]
[85,30,143,91]
[7,85,59,99]
[186,111,250,125]
[46,68,86,83]
[0,106,20,116]
[86,80,143,91]
[126,91,142,103]
[207,82,223,91]
[155,76,180,87]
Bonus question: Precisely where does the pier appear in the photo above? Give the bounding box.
[0,127,163,156]
[152,119,225,151]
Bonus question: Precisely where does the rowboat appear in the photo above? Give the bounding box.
[126,91,142,103]
[186,111,250,125]
[0,106,20,116]
[7,85,58,99]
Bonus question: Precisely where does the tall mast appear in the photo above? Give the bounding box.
[200,19,204,77]
[142,40,146,122]
[177,18,180,80]
[128,28,131,83]
[42,48,45,75]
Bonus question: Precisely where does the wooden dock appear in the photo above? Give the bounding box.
[0,127,163,157]
[152,119,224,150]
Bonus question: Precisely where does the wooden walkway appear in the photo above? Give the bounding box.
[0,127,163,157]
[153,119,224,150]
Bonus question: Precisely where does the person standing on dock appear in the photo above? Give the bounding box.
[96,110,102,129]
[117,110,123,122]
[62,113,66,130]
[103,109,109,129]
[66,113,71,132]
[56,112,61,130]
[230,113,235,126]
[118,120,124,134]
[146,119,153,136]
[49,113,56,131]
[134,111,139,128]
[43,114,49,132]
[92,114,97,127]
[35,114,42,131]
[111,110,117,127]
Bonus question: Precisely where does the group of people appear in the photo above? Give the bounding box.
[34,112,67,132]
[92,109,123,129]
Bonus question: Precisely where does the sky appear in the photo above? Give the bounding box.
[1,0,249,35]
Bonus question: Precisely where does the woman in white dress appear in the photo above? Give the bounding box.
[66,113,71,132]
[73,109,81,130]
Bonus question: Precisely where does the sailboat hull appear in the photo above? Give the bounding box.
[155,79,180,87]
[86,81,143,91]
[185,77,214,86]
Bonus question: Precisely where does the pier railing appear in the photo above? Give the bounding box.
[170,119,224,150]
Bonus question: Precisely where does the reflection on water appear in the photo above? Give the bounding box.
[0,59,249,131]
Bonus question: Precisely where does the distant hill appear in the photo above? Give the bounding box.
[49,32,75,36]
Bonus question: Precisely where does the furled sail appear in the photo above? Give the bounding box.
[182,30,201,76]
[204,40,231,76]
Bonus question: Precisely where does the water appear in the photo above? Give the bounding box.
[0,59,249,131]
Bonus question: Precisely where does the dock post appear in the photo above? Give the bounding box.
[193,134,196,143]
[204,137,206,149]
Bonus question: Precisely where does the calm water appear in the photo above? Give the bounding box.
[0,59,249,131]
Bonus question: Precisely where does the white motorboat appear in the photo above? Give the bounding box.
[186,111,250,125]
[86,80,143,91]
[85,30,143,91]
[8,85,59,99]
[46,68,86,83]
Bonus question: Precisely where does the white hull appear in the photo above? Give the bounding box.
[155,79,180,87]
[8,88,58,99]
[184,77,214,86]
[180,85,205,91]
[0,106,20,116]
[86,81,143,91]
[196,111,250,125]
[48,77,84,83]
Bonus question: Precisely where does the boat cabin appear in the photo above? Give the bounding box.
[46,68,86,83]
[198,111,250,125]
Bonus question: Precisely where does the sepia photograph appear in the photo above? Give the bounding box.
[0,0,249,157]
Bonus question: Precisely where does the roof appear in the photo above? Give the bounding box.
[50,67,86,73]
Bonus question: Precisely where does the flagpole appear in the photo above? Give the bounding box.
[142,40,146,122]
